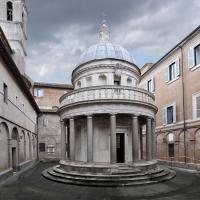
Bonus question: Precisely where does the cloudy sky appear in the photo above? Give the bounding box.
[26,0,200,84]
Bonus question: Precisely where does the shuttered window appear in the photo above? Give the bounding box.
[196,95,200,118]
[163,103,176,125]
[194,44,200,66]
[165,59,180,83]
[188,43,200,69]
[145,77,155,92]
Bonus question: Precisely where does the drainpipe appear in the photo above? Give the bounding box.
[179,45,187,163]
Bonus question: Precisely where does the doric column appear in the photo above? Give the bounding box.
[151,119,156,160]
[146,117,152,161]
[87,115,93,163]
[8,138,11,168]
[110,114,116,163]
[60,120,66,160]
[69,117,75,161]
[132,115,139,162]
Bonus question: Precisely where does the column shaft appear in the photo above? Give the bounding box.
[60,120,66,160]
[146,117,152,161]
[132,116,139,162]
[110,114,116,163]
[87,115,93,162]
[69,118,75,161]
[152,119,156,160]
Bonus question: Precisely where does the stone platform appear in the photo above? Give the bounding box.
[42,160,176,187]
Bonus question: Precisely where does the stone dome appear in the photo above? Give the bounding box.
[78,20,134,65]
[79,42,133,65]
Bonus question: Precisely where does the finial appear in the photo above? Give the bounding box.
[99,19,110,43]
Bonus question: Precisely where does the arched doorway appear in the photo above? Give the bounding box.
[11,127,19,171]
[0,122,9,172]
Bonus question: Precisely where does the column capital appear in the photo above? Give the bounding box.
[110,113,117,116]
[60,119,65,124]
[69,117,74,120]
[132,114,139,119]
[86,114,93,119]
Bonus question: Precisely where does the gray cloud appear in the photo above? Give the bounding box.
[26,0,200,84]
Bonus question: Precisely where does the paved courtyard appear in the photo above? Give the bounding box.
[0,162,200,200]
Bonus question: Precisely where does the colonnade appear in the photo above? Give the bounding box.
[60,114,156,163]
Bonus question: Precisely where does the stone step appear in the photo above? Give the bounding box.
[53,167,164,179]
[48,168,171,183]
[42,168,176,187]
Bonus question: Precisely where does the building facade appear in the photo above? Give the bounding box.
[140,26,200,167]
[33,82,73,160]
[0,0,39,181]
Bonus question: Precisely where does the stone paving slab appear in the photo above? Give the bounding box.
[0,162,200,200]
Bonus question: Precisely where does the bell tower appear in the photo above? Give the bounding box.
[0,0,28,75]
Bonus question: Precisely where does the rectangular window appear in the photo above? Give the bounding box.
[167,106,174,124]
[194,44,200,66]
[168,62,176,81]
[114,80,120,86]
[193,93,200,119]
[34,88,44,97]
[43,118,48,127]
[168,143,174,158]
[39,143,45,152]
[147,79,152,92]
[47,145,55,154]
[163,103,176,125]
[3,83,8,104]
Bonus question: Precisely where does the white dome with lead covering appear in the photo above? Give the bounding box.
[78,20,134,65]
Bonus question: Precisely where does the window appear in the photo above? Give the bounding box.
[43,118,48,127]
[7,1,13,21]
[34,88,44,97]
[194,44,200,66]
[163,103,176,125]
[165,59,180,83]
[77,81,81,88]
[127,77,132,86]
[47,145,55,154]
[114,75,121,86]
[189,44,200,68]
[99,74,107,85]
[3,83,8,104]
[193,93,200,119]
[145,77,155,92]
[39,143,45,152]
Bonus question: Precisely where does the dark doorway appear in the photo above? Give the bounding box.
[12,147,17,171]
[168,143,174,158]
[116,133,125,163]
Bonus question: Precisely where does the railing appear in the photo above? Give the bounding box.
[60,86,155,107]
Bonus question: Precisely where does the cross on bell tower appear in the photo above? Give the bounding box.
[0,0,28,75]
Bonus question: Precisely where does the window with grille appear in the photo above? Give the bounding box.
[7,1,13,21]
[39,143,45,152]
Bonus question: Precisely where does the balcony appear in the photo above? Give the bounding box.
[60,86,155,107]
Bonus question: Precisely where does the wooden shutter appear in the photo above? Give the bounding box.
[188,46,194,68]
[151,77,155,92]
[172,103,176,123]
[165,68,169,82]
[144,81,148,90]
[175,58,180,77]
[163,107,167,125]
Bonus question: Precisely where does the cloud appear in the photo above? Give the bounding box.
[26,0,200,84]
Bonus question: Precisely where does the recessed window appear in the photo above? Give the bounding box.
[99,74,107,85]
[127,77,132,86]
[7,1,13,21]
[3,83,8,104]
[34,88,44,97]
[169,62,176,81]
[194,44,200,66]
[39,143,45,152]
[114,75,121,86]
[163,104,176,125]
[168,143,174,158]
[47,145,55,154]
[77,81,81,88]
[147,79,152,92]
[165,59,180,83]
[145,77,155,92]
[193,93,200,119]
[43,118,48,127]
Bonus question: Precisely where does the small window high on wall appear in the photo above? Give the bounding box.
[7,1,13,21]
[114,75,121,86]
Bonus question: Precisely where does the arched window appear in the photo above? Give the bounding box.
[77,81,81,88]
[127,77,132,86]
[7,1,13,21]
[99,74,107,85]
[86,76,92,87]
[114,75,121,86]
[167,133,174,158]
